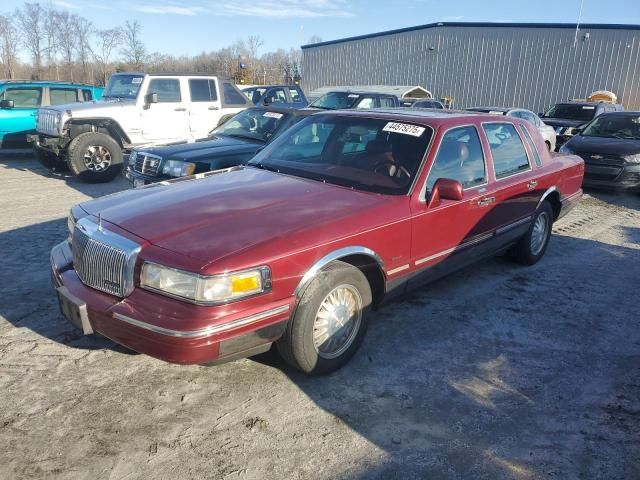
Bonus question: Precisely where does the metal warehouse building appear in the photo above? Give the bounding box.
[301,22,640,112]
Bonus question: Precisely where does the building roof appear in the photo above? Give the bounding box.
[301,22,640,50]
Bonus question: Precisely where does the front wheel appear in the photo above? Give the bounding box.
[276,261,372,375]
[510,201,554,265]
[67,132,123,183]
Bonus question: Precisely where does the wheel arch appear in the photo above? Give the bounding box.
[537,187,561,220]
[68,118,131,147]
[294,246,386,306]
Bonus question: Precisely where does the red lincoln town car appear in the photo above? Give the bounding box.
[51,109,584,374]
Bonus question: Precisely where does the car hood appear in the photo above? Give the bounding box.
[139,135,260,161]
[541,118,585,129]
[42,98,136,116]
[564,135,640,156]
[79,167,392,266]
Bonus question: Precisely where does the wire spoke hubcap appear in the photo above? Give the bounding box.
[83,145,112,172]
[530,211,549,255]
[313,284,362,359]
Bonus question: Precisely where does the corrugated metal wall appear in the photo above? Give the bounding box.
[302,25,640,112]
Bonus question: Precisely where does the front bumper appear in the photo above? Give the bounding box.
[582,162,640,191]
[123,165,168,187]
[28,133,68,155]
[51,241,293,365]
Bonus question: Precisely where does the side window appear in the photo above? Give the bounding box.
[426,126,486,191]
[2,88,42,108]
[519,125,543,167]
[189,79,218,102]
[147,79,181,103]
[483,123,531,179]
[223,83,249,105]
[266,88,287,104]
[289,88,302,102]
[355,96,375,109]
[49,88,79,105]
[379,97,396,108]
[82,89,93,101]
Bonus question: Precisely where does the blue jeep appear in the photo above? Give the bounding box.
[0,81,103,149]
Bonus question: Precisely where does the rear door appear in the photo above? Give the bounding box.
[48,87,80,106]
[187,77,222,139]
[140,77,189,142]
[0,86,43,148]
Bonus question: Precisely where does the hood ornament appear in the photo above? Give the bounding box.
[591,154,603,160]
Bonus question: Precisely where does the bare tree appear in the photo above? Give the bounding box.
[90,27,123,85]
[43,6,60,80]
[0,15,19,79]
[246,35,264,59]
[121,20,146,70]
[56,11,76,81]
[15,2,45,79]
[74,15,93,83]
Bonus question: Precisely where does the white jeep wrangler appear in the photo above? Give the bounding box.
[31,72,251,182]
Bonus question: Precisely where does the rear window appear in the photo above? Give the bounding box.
[483,123,531,179]
[49,88,79,105]
[543,104,596,122]
[189,79,218,102]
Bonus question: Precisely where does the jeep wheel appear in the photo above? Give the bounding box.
[34,148,68,171]
[276,261,371,375]
[510,201,553,265]
[67,132,122,183]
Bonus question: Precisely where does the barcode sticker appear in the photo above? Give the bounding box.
[263,112,283,119]
[382,122,426,137]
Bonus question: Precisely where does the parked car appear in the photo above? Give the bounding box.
[30,72,252,182]
[411,99,445,109]
[466,106,557,151]
[540,101,624,150]
[51,110,583,374]
[125,106,316,186]
[0,81,102,149]
[308,90,399,109]
[559,112,640,191]
[242,85,307,109]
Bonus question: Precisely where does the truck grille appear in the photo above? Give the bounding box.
[37,110,59,135]
[71,218,140,297]
[133,153,162,176]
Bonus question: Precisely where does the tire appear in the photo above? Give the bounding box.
[276,261,372,375]
[510,201,554,265]
[67,132,123,183]
[34,147,68,171]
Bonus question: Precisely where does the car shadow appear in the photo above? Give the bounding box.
[583,187,640,211]
[0,155,131,199]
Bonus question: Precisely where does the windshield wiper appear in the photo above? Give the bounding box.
[310,105,334,110]
[224,133,265,143]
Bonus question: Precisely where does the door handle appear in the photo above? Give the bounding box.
[208,106,219,110]
[527,180,538,190]
[174,107,186,112]
[478,196,496,206]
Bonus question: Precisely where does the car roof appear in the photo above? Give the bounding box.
[555,101,617,106]
[324,107,513,126]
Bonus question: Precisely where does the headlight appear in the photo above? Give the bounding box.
[162,160,196,177]
[140,263,271,304]
[129,150,138,166]
[626,154,640,165]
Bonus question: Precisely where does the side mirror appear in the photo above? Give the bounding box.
[428,178,464,209]
[0,99,15,109]
[145,93,159,104]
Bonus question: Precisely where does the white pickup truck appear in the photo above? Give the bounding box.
[31,73,252,182]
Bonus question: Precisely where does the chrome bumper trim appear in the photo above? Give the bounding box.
[113,304,290,339]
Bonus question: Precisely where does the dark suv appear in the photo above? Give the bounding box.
[242,85,307,109]
[309,90,399,110]
[541,101,624,149]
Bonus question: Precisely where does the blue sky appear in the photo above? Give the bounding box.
[3,0,640,56]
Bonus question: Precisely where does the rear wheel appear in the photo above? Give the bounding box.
[510,201,554,265]
[276,261,371,375]
[34,147,68,171]
[67,132,122,183]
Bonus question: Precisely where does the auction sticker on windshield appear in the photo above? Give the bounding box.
[263,112,283,119]
[132,77,143,84]
[383,122,426,137]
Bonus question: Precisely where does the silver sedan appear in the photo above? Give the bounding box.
[466,107,557,151]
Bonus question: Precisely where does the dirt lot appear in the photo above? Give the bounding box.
[0,155,638,480]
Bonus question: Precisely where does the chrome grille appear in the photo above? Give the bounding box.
[71,218,140,297]
[133,153,162,176]
[37,110,58,135]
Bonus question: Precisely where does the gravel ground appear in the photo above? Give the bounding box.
[0,155,639,480]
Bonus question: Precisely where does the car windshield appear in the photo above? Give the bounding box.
[212,108,291,143]
[581,115,640,140]
[310,92,361,110]
[103,74,144,99]
[248,114,433,195]
[543,104,596,122]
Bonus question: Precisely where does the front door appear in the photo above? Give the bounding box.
[409,125,496,286]
[140,77,189,142]
[0,86,43,148]
[187,77,222,139]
